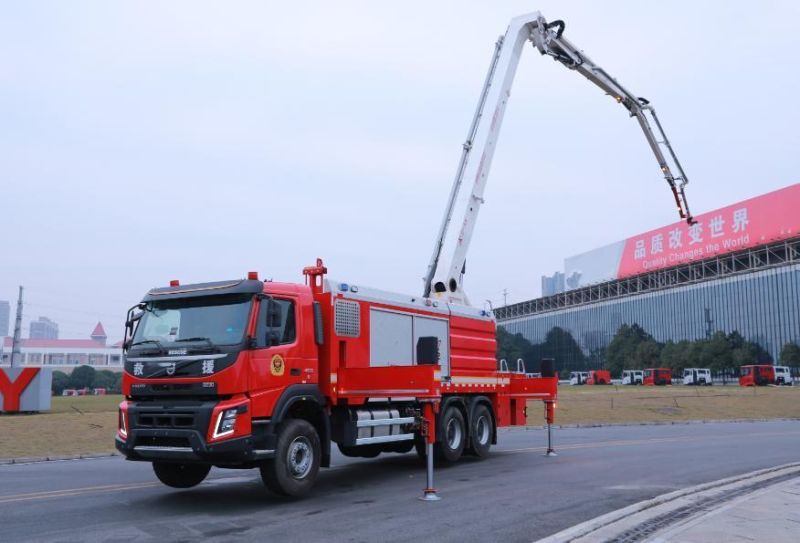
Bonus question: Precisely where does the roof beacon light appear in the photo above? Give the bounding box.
[248,271,259,280]
[169,279,180,287]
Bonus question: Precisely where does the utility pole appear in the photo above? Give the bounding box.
[502,288,508,306]
[11,286,23,368]
[704,307,713,338]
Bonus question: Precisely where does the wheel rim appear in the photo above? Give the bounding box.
[475,415,490,446]
[446,417,463,450]
[287,436,313,479]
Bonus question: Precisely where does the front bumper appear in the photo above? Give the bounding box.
[116,400,276,465]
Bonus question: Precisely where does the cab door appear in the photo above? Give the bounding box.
[248,296,307,418]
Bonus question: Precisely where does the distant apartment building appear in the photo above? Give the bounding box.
[1,322,122,368]
[0,300,9,337]
[541,272,565,297]
[29,316,59,339]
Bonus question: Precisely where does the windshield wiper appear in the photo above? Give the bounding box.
[130,339,166,354]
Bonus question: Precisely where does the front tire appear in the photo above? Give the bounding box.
[261,419,321,498]
[469,404,493,459]
[152,462,210,489]
[436,406,466,462]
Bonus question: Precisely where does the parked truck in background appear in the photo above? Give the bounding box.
[621,370,644,385]
[773,366,793,386]
[586,370,611,385]
[643,368,672,386]
[569,371,588,385]
[683,368,712,386]
[739,365,775,387]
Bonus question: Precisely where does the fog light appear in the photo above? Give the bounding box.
[213,408,238,438]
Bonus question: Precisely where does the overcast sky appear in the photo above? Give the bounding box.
[2,1,798,341]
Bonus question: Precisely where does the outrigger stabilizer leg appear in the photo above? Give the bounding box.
[544,400,557,457]
[419,402,441,501]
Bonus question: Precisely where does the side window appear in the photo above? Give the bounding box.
[257,298,297,347]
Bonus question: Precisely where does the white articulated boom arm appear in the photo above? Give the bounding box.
[423,11,695,306]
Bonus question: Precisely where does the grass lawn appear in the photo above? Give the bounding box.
[0,395,122,460]
[2,386,800,459]
[529,384,800,426]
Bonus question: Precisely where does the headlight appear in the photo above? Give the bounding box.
[118,409,128,438]
[213,408,238,438]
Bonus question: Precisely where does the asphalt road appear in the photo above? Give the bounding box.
[2,420,800,543]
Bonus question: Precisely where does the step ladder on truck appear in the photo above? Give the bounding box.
[116,11,695,499]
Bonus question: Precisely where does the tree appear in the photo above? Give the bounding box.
[661,340,692,372]
[732,342,759,368]
[68,365,96,390]
[51,370,70,395]
[496,326,587,374]
[92,370,119,392]
[540,327,585,374]
[113,372,123,393]
[780,342,800,368]
[751,341,773,364]
[587,347,607,369]
[634,339,662,368]
[606,324,653,376]
[698,332,732,371]
[727,331,747,350]
[496,328,529,368]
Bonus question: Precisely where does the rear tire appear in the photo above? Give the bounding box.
[436,406,466,462]
[152,462,210,489]
[261,419,320,498]
[469,404,493,459]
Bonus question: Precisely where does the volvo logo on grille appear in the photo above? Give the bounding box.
[168,349,187,356]
[158,362,178,375]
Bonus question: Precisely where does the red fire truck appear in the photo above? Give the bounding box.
[739,365,775,387]
[116,12,694,498]
[116,264,558,497]
[643,368,672,386]
[586,370,611,385]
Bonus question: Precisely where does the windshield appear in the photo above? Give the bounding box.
[132,294,253,347]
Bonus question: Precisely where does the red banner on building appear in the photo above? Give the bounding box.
[617,184,800,279]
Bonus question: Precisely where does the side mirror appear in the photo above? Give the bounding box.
[123,303,147,353]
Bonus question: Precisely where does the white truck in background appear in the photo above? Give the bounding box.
[621,370,644,385]
[569,371,588,385]
[683,368,712,386]
[774,366,793,386]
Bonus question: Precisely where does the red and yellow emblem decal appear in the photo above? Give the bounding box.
[270,354,285,376]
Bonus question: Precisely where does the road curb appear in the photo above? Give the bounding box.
[535,462,800,543]
[0,452,119,465]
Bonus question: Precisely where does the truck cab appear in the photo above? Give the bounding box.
[569,371,588,385]
[586,370,611,385]
[621,370,643,385]
[682,368,712,386]
[643,368,671,386]
[116,278,324,494]
[773,366,792,386]
[739,365,775,387]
